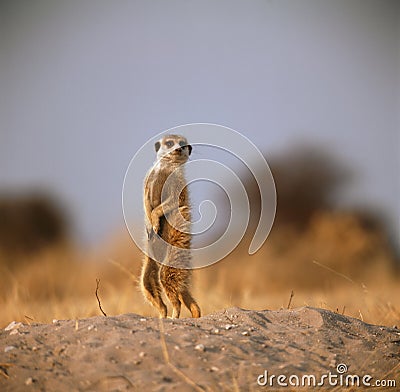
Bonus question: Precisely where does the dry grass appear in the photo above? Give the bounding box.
[0,212,399,328]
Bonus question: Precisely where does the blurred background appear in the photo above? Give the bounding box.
[0,0,399,327]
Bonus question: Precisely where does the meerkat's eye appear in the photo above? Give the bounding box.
[165,140,174,148]
[178,141,186,147]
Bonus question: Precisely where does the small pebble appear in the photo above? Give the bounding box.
[4,346,16,353]
[174,345,180,350]
[9,329,19,336]
[241,331,249,336]
[213,329,219,334]
[139,351,146,358]
[195,344,205,352]
[87,325,96,331]
[140,318,147,322]
[25,377,34,386]
[210,366,219,372]
[52,319,59,324]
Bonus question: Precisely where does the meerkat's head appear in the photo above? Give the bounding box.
[155,134,192,164]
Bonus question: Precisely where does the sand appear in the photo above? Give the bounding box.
[1,307,399,391]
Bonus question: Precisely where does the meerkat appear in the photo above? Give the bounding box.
[140,134,201,318]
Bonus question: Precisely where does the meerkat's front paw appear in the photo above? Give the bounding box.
[178,205,189,216]
[152,221,160,235]
[146,226,153,240]
[150,211,160,232]
[145,219,154,239]
[178,206,190,223]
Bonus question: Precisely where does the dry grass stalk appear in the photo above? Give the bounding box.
[158,318,205,392]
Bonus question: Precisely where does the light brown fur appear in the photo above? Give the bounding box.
[140,134,201,318]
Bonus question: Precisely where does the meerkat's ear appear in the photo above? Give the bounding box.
[187,144,192,155]
[154,141,161,152]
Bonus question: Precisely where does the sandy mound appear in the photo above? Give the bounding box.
[1,307,399,391]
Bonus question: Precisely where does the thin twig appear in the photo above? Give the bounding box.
[158,318,205,392]
[95,279,107,317]
[223,309,234,323]
[0,369,9,379]
[24,315,34,325]
[287,290,294,309]
[380,361,400,380]
[0,363,13,379]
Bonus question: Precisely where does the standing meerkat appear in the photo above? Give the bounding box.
[141,134,201,318]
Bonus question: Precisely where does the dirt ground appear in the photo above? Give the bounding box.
[1,307,399,391]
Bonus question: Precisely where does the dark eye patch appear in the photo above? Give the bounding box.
[165,140,174,148]
[178,141,187,147]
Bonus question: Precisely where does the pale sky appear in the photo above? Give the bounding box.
[0,1,399,248]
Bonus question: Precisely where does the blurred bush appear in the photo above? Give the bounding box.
[239,145,351,229]
[0,193,69,259]
[268,146,350,228]
[200,145,399,296]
